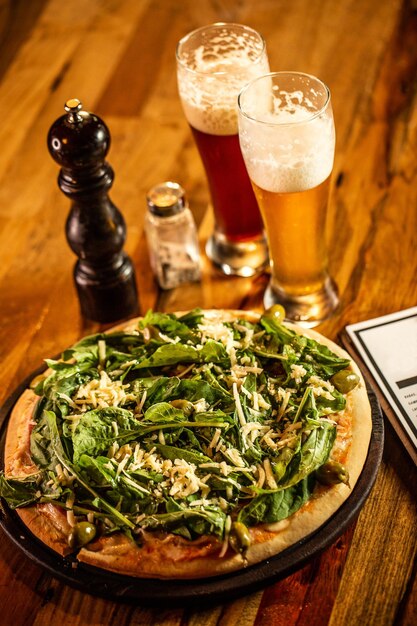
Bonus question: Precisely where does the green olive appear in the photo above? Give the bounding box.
[229,521,251,554]
[263,304,286,324]
[68,521,97,549]
[316,460,350,486]
[331,370,360,394]
[272,447,294,481]
[170,399,194,417]
[278,446,294,464]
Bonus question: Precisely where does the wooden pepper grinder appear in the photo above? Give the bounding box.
[47,98,139,323]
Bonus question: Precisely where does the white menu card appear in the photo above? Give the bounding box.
[343,307,417,465]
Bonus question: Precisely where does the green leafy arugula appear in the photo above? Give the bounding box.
[0,308,356,550]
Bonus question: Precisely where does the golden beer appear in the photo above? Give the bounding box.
[238,71,339,326]
[251,176,331,296]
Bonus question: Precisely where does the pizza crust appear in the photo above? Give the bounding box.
[78,531,247,579]
[3,311,372,579]
[17,503,73,556]
[4,389,39,477]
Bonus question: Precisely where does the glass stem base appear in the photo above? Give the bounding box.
[264,276,339,328]
[206,229,269,277]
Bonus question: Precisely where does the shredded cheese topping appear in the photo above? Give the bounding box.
[73,370,136,412]
[16,309,354,561]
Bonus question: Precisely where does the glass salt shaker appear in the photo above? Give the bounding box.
[144,182,201,290]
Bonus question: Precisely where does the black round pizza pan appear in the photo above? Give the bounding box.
[0,366,384,607]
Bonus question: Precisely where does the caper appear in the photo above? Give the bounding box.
[170,399,194,417]
[263,304,286,324]
[229,521,251,554]
[331,370,360,394]
[316,460,350,486]
[68,521,97,549]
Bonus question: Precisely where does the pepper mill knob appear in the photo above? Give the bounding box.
[48,98,110,180]
[47,99,139,323]
[64,98,83,123]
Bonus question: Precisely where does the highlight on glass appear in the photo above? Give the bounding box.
[176,23,270,276]
[238,71,339,326]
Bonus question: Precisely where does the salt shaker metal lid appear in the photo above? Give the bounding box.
[146,182,186,217]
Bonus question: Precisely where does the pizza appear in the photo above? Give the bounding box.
[0,308,372,579]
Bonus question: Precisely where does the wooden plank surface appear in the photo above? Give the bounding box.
[0,0,416,624]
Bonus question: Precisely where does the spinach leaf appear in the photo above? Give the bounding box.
[199,366,232,399]
[78,455,151,512]
[30,410,58,469]
[178,308,204,327]
[315,390,346,413]
[132,376,168,404]
[144,402,186,423]
[77,454,118,488]
[140,377,181,406]
[259,313,350,379]
[280,422,336,488]
[140,311,194,338]
[138,310,203,345]
[133,344,200,369]
[190,410,234,425]
[37,364,98,416]
[303,340,351,378]
[176,379,231,407]
[260,315,296,344]
[124,417,229,439]
[253,347,288,361]
[69,331,143,354]
[154,444,211,465]
[0,474,41,508]
[133,341,228,370]
[45,411,135,530]
[68,332,147,374]
[198,340,228,363]
[140,506,226,539]
[35,410,69,464]
[238,475,315,526]
[71,407,141,462]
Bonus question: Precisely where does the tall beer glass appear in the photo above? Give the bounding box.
[176,23,270,276]
[238,72,339,326]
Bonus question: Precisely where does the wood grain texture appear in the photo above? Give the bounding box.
[254,525,356,626]
[0,0,416,624]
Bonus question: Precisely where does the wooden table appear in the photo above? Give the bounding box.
[0,0,416,624]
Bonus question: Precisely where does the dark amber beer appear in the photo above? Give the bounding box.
[177,23,270,275]
[190,128,263,241]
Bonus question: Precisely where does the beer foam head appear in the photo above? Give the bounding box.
[177,24,269,135]
[238,74,335,192]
